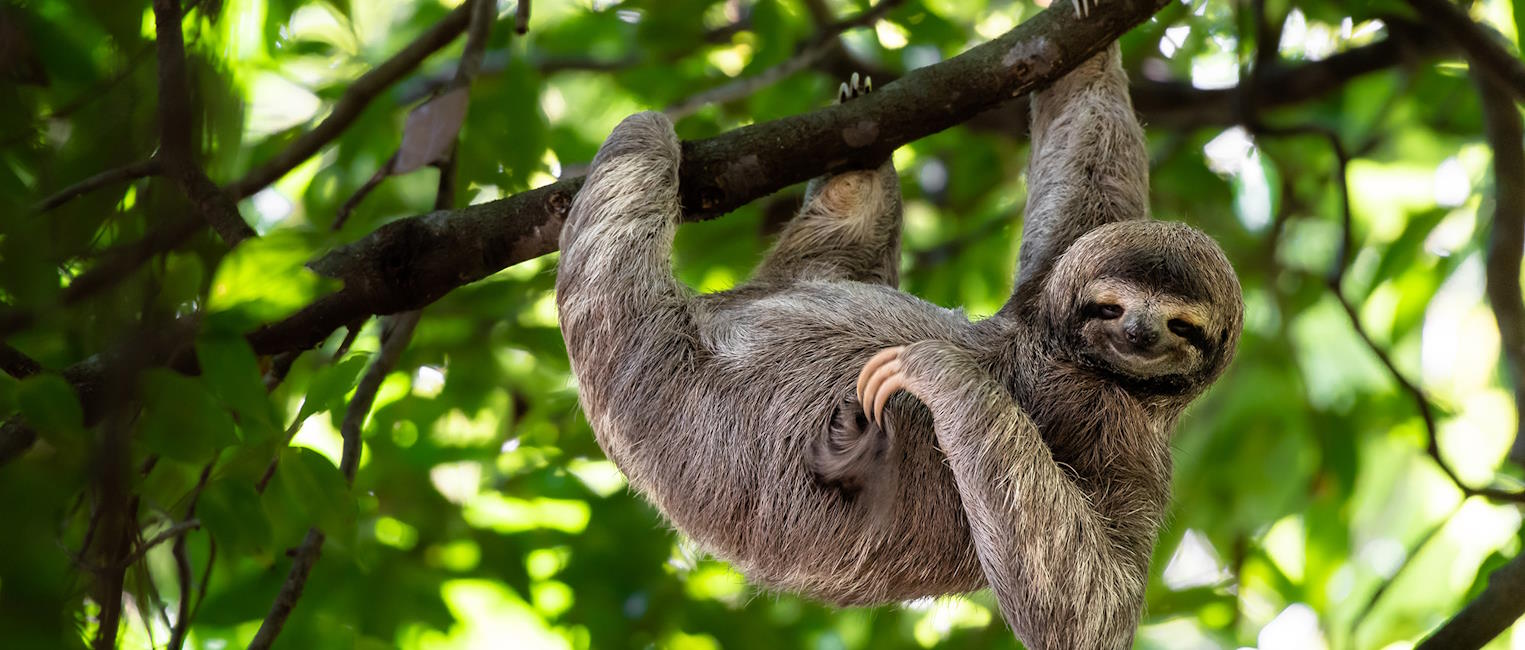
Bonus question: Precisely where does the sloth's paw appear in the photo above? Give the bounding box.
[857,341,985,425]
[1070,0,1098,18]
[857,346,910,425]
[836,72,873,104]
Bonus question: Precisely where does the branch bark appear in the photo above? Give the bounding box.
[1416,549,1525,649]
[1478,70,1525,469]
[152,0,256,246]
[246,0,1174,355]
[33,158,163,213]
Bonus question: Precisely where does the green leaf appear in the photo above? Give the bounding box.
[297,353,371,423]
[263,447,356,546]
[156,252,205,313]
[138,370,240,463]
[15,374,86,452]
[199,479,273,554]
[208,231,338,321]
[195,334,279,443]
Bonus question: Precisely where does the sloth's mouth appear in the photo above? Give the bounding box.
[1102,339,1188,378]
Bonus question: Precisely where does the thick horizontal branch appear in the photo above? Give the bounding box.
[247,0,1173,354]
[965,18,1452,134]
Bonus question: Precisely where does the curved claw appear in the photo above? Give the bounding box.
[1070,0,1096,18]
[856,346,907,424]
[837,72,876,104]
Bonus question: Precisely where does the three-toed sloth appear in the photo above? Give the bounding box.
[555,35,1243,649]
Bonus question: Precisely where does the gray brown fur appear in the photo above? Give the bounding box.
[556,42,1243,649]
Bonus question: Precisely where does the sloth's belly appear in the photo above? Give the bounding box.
[643,281,988,603]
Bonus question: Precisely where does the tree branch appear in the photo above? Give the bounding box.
[249,4,492,647]
[227,2,474,198]
[33,158,163,213]
[0,343,42,380]
[245,528,324,650]
[1478,72,1525,469]
[245,0,1174,356]
[1253,122,1525,504]
[1406,0,1525,105]
[1416,549,1525,649]
[152,0,256,247]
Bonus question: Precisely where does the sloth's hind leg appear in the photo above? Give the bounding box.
[751,74,904,288]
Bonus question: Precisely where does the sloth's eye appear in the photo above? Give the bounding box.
[1168,319,1204,340]
[1087,303,1124,320]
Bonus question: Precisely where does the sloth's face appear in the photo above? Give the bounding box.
[1045,220,1244,397]
[1073,277,1220,388]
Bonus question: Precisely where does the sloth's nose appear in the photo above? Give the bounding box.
[1124,316,1160,350]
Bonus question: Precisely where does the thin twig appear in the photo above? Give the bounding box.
[120,518,201,567]
[663,0,904,120]
[166,461,213,650]
[249,5,492,647]
[331,160,394,231]
[228,2,475,198]
[339,312,422,481]
[1252,122,1525,504]
[245,528,324,650]
[0,45,154,149]
[33,158,163,213]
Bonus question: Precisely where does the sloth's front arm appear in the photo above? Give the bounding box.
[859,342,1144,649]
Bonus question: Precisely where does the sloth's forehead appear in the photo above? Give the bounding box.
[1081,244,1218,304]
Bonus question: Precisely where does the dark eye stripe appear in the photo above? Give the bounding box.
[1168,319,1210,351]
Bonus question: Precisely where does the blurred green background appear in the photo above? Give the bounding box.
[3,0,1525,648]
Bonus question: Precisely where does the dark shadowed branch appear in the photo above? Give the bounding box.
[1477,73,1525,469]
[245,528,324,650]
[151,0,256,247]
[0,343,41,379]
[33,158,163,213]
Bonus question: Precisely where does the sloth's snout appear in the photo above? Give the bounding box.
[1123,314,1160,350]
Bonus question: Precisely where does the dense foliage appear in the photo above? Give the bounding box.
[3,0,1525,648]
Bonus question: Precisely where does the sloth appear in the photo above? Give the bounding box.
[555,35,1243,650]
